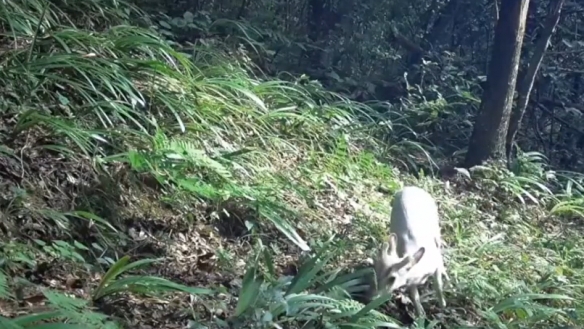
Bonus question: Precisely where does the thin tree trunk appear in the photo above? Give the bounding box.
[464,0,530,167]
[505,0,566,161]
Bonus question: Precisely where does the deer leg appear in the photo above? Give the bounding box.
[432,270,446,308]
[408,285,424,317]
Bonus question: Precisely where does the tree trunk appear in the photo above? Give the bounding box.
[463,0,530,167]
[505,0,566,161]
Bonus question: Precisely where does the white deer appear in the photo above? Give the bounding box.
[369,186,448,317]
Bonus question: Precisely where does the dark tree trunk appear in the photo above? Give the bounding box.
[464,0,531,167]
[505,0,566,161]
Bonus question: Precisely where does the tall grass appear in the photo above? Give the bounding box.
[0,0,582,328]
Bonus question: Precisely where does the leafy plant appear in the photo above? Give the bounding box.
[92,256,213,300]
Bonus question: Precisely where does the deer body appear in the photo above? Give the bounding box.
[371,186,447,317]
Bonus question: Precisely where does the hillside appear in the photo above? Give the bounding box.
[0,1,583,329]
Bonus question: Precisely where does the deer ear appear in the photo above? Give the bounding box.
[409,247,425,266]
[394,255,412,270]
[388,233,398,255]
[394,247,425,271]
[379,241,390,256]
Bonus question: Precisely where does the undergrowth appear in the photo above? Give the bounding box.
[0,1,583,328]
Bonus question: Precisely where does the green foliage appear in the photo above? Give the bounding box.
[0,290,121,329]
[230,240,402,328]
[92,256,213,300]
[1,0,583,328]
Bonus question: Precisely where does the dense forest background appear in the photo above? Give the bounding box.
[143,0,584,171]
[0,0,583,328]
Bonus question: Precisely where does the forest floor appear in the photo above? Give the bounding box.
[0,1,583,328]
[1,132,582,328]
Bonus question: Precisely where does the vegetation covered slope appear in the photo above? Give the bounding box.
[0,1,583,328]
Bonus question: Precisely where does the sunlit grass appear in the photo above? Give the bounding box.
[0,0,583,328]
